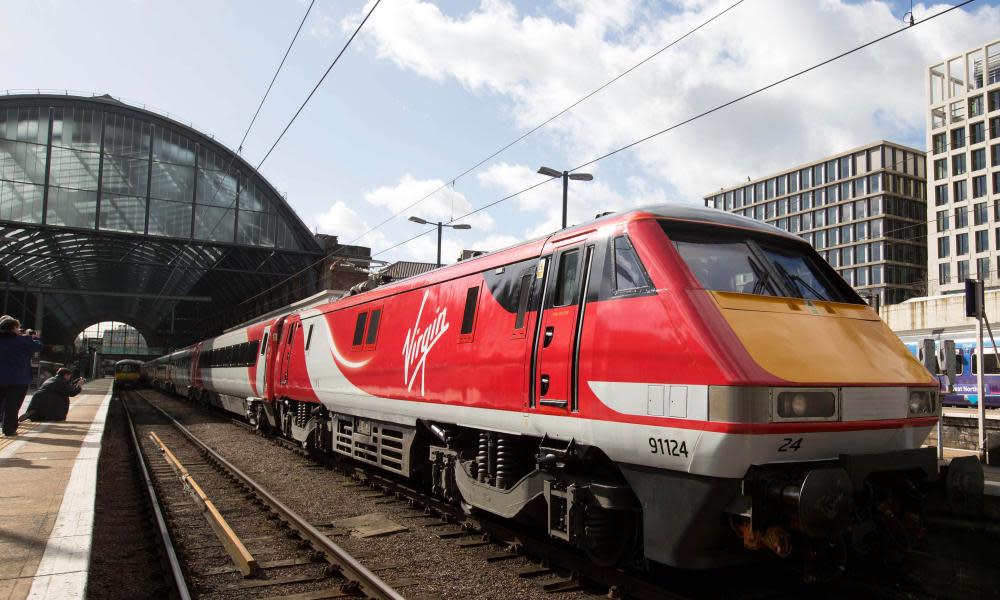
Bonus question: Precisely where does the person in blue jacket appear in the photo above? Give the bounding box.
[0,316,43,436]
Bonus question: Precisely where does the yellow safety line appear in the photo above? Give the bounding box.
[149,432,259,577]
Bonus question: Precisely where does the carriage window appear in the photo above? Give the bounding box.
[365,309,382,345]
[461,287,479,335]
[286,324,296,344]
[352,312,368,347]
[260,333,268,355]
[305,324,315,351]
[613,235,650,292]
[972,352,1000,374]
[554,250,581,306]
[251,340,260,360]
[514,273,532,329]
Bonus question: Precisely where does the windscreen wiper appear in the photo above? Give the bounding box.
[774,262,828,301]
[748,258,773,295]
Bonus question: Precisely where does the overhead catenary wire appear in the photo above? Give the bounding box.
[340,0,749,246]
[226,0,976,324]
[226,1,748,315]
[255,0,382,170]
[149,0,317,306]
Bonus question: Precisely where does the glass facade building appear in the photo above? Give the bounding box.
[0,94,314,250]
[704,141,927,306]
[927,39,1000,295]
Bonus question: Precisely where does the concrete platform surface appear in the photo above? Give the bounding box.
[0,379,112,600]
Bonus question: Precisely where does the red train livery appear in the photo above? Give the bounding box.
[144,205,981,572]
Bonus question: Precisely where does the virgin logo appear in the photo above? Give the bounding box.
[403,290,449,396]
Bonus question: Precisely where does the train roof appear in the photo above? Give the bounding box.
[114,359,143,366]
[629,204,801,242]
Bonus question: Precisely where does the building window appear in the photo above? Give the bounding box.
[970,95,985,118]
[952,127,966,149]
[971,121,986,144]
[954,180,968,202]
[937,210,950,232]
[995,172,1000,194]
[934,158,948,180]
[938,236,950,258]
[975,202,989,224]
[933,133,947,154]
[939,262,951,285]
[953,153,967,176]
[935,184,949,205]
[857,221,868,240]
[958,260,970,281]
[972,148,986,171]
[952,101,966,123]
[974,176,988,199]
[977,229,990,253]
[991,116,1000,139]
[990,89,1000,112]
[869,173,881,192]
[955,206,968,228]
[957,233,969,255]
[979,257,991,280]
[992,144,1000,167]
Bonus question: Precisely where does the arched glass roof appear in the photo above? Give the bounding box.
[0,94,324,347]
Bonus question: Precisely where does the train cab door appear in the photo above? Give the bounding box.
[276,318,299,392]
[264,317,287,400]
[254,325,272,397]
[532,243,595,412]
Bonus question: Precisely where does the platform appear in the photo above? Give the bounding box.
[0,379,113,600]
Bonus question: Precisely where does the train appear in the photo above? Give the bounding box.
[901,332,1000,409]
[142,205,981,574]
[113,359,143,391]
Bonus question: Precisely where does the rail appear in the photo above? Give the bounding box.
[120,397,192,600]
[136,392,405,600]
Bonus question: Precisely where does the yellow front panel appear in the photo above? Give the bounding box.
[711,292,936,385]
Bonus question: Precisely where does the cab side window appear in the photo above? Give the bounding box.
[553,249,581,306]
[613,235,651,293]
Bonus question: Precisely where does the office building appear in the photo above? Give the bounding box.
[704,141,927,306]
[926,39,1000,295]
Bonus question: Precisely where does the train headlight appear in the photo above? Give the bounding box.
[907,390,937,416]
[776,391,837,419]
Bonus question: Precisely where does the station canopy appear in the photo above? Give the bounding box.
[0,93,325,349]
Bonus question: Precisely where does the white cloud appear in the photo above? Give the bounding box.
[352,0,1000,201]
[313,200,390,250]
[363,174,495,230]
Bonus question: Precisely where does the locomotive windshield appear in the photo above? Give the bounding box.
[663,222,862,304]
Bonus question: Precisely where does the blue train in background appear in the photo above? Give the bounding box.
[900,332,1000,409]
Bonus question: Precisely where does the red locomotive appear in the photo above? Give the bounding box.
[144,205,981,571]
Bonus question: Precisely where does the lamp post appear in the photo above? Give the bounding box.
[408,216,472,267]
[537,166,593,229]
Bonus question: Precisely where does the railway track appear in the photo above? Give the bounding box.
[134,388,1000,600]
[121,391,403,600]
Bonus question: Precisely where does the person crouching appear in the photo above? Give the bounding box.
[19,368,85,422]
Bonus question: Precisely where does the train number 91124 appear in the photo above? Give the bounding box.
[648,437,689,458]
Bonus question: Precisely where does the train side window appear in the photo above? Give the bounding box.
[554,249,581,306]
[460,286,480,342]
[613,235,651,293]
[365,309,382,348]
[286,324,296,344]
[972,352,1000,374]
[251,340,260,360]
[260,333,269,356]
[352,312,368,348]
[305,324,315,351]
[514,272,533,330]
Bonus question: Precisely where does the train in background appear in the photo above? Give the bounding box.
[143,205,982,576]
[900,333,1000,409]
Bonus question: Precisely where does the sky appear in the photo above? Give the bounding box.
[2,0,1000,265]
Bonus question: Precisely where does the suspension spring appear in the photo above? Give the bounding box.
[495,434,513,489]
[296,401,308,428]
[477,432,489,483]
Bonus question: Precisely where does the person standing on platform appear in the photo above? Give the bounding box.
[19,368,84,422]
[0,316,42,436]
